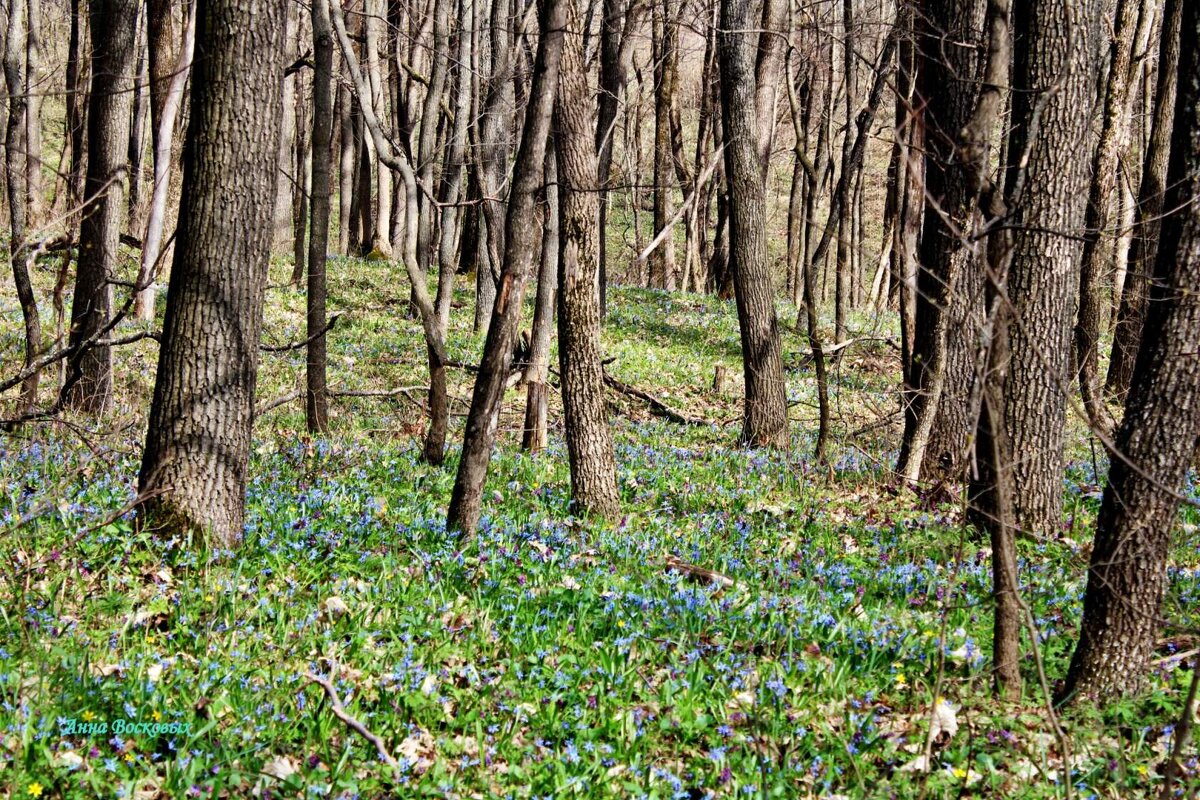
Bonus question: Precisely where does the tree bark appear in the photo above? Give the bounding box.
[4,0,40,412]
[138,0,285,547]
[649,0,678,290]
[993,0,1096,536]
[1074,0,1152,434]
[307,0,335,434]
[719,0,789,449]
[1062,0,1200,701]
[448,0,566,537]
[523,149,558,454]
[64,0,139,414]
[1106,0,1181,402]
[555,1,621,516]
[136,0,197,323]
[894,0,984,483]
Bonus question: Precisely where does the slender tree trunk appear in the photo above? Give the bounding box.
[448,0,566,536]
[274,0,298,249]
[63,0,139,414]
[719,0,789,448]
[138,0,286,546]
[5,0,40,412]
[337,80,354,254]
[1074,0,1151,434]
[136,0,197,322]
[365,0,392,255]
[23,0,42,227]
[1063,0,1200,700]
[555,1,621,515]
[434,0,475,334]
[522,149,558,454]
[1106,0,1181,402]
[307,0,334,434]
[649,0,677,290]
[834,0,855,343]
[64,0,87,218]
[291,83,312,284]
[128,10,149,228]
[595,0,627,317]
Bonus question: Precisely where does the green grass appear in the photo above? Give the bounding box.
[1,255,1199,799]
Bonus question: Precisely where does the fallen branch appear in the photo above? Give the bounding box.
[603,373,707,426]
[261,312,343,353]
[664,555,734,587]
[304,667,400,773]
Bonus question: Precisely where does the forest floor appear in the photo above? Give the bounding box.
[2,254,1199,799]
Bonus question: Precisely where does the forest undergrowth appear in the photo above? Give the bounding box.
[2,255,1198,799]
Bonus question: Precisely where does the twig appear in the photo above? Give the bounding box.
[1161,663,1200,800]
[260,312,343,353]
[603,372,707,426]
[304,668,400,772]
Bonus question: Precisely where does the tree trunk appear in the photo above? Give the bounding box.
[4,0,40,412]
[128,10,150,228]
[719,0,788,449]
[365,0,392,256]
[337,79,354,254]
[136,0,197,323]
[138,0,285,547]
[448,0,566,537]
[307,0,334,434]
[64,0,87,218]
[523,149,558,454]
[63,0,139,414]
[274,0,298,249]
[555,2,621,516]
[649,0,677,290]
[23,0,42,227]
[1063,0,1200,700]
[1106,0,1181,402]
[993,0,1096,536]
[894,0,984,483]
[1074,0,1152,434]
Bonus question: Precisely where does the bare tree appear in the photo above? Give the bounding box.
[1106,0,1182,402]
[719,0,789,448]
[1062,0,1200,701]
[4,0,40,412]
[448,0,566,536]
[307,0,335,434]
[138,0,285,546]
[1074,0,1155,434]
[63,0,139,414]
[554,0,621,516]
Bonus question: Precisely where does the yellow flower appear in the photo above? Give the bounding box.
[81,710,96,722]
[952,767,967,779]
[1137,764,1149,776]
[617,619,626,629]
[124,752,135,763]
[891,661,902,670]
[204,594,214,602]
[27,782,43,798]
[895,673,907,686]
[151,711,162,722]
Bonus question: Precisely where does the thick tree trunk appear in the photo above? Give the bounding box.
[555,2,621,516]
[1063,0,1200,700]
[719,0,788,449]
[63,0,139,414]
[447,0,566,537]
[4,0,40,412]
[138,0,285,546]
[993,0,1096,536]
[894,0,984,483]
[1106,0,1181,402]
[307,0,334,434]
